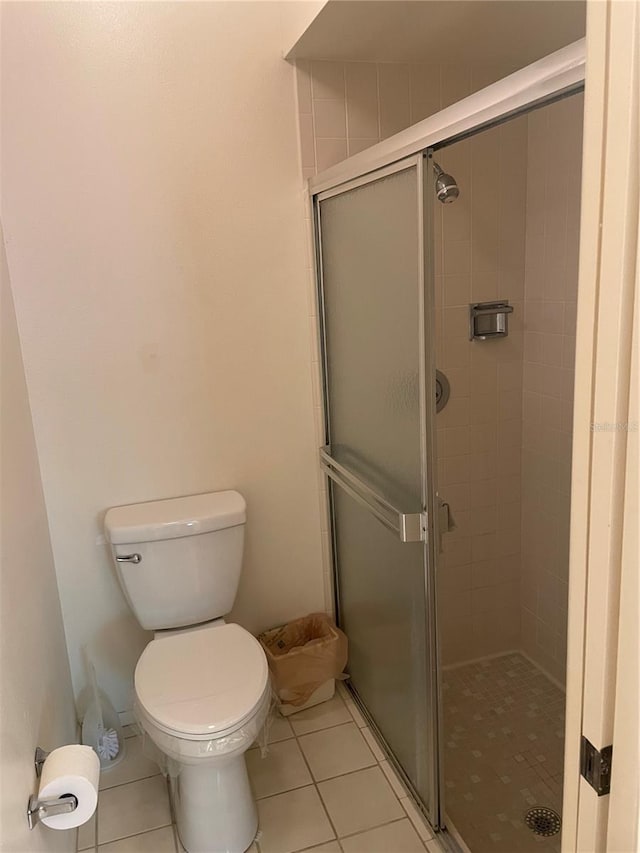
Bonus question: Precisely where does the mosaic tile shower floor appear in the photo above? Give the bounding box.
[442,653,565,853]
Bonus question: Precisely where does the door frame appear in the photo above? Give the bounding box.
[561,1,639,850]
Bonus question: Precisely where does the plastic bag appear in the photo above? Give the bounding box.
[133,684,276,779]
[258,613,348,708]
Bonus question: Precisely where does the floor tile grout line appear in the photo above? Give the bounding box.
[288,696,425,819]
[98,769,165,794]
[99,769,161,791]
[289,729,341,847]
[295,718,366,744]
[290,716,357,738]
[336,815,420,842]
[330,708,435,840]
[285,705,430,850]
[289,718,378,786]
[248,716,356,751]
[291,839,343,853]
[255,778,319,802]
[95,820,173,849]
[254,696,400,852]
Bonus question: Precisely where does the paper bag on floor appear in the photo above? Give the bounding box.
[258,613,348,707]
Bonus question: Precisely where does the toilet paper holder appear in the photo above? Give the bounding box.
[35,746,49,777]
[27,747,77,830]
[27,794,78,830]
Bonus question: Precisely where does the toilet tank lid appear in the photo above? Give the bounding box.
[104,491,246,545]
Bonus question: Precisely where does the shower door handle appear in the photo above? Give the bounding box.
[319,447,426,543]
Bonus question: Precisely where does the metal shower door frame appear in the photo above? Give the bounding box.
[313,153,444,829]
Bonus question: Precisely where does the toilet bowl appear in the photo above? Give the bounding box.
[104,491,269,853]
[134,623,270,853]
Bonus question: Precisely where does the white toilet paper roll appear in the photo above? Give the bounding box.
[37,745,100,829]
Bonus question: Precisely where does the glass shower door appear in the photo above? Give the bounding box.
[315,156,440,825]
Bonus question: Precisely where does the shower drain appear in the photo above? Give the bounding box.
[524,807,562,837]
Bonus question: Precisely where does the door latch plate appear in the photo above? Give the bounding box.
[580,737,612,796]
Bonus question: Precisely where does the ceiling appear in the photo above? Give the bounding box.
[286,1,586,68]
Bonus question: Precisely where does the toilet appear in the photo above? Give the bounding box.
[104,491,270,853]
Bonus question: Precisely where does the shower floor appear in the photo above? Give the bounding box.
[442,652,565,853]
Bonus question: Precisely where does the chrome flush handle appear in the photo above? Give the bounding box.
[115,553,142,564]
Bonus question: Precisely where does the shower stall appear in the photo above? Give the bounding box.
[310,43,584,853]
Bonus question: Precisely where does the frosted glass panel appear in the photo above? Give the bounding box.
[320,167,421,505]
[333,490,431,802]
[318,162,436,818]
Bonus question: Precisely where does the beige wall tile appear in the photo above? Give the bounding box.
[443,366,470,398]
[442,455,471,486]
[315,138,348,172]
[410,64,441,122]
[440,65,472,108]
[345,62,377,101]
[440,425,471,457]
[468,479,497,509]
[378,64,410,138]
[345,63,378,138]
[313,99,346,139]
[438,396,470,428]
[296,60,312,114]
[444,239,472,276]
[347,138,377,157]
[299,113,316,170]
[441,534,472,569]
[311,61,345,99]
[443,274,472,307]
[521,94,583,683]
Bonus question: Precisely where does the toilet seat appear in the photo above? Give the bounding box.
[135,623,269,740]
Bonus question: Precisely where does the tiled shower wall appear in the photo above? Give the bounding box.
[434,120,527,666]
[296,61,582,685]
[520,95,583,685]
[295,60,514,178]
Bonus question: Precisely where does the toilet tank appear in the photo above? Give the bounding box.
[104,491,246,631]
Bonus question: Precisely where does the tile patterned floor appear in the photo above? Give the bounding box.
[442,653,565,853]
[78,686,440,853]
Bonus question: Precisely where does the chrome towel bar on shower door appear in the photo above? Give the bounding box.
[319,447,426,543]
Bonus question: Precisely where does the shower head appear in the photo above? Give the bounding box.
[433,161,460,204]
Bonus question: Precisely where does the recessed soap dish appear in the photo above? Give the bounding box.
[469,300,514,340]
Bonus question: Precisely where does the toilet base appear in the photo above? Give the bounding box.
[172,755,257,853]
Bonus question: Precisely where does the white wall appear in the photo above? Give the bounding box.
[1,2,325,715]
[0,224,77,853]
